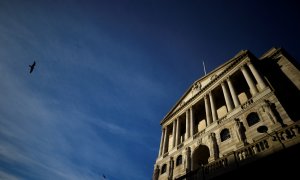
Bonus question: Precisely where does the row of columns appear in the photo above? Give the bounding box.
[159,61,267,156]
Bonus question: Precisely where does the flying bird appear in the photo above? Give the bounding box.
[29,61,36,73]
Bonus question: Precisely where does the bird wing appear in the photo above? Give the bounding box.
[29,61,36,73]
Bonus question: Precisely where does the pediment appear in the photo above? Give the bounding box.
[164,52,246,121]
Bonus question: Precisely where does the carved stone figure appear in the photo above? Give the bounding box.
[261,100,277,124]
[168,157,174,180]
[185,147,191,172]
[209,133,219,159]
[235,118,247,145]
[261,99,286,127]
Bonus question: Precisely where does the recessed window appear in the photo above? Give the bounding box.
[161,164,167,174]
[220,128,231,142]
[247,112,260,127]
[176,155,182,166]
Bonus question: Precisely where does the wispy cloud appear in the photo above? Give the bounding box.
[0,170,20,180]
[0,61,149,179]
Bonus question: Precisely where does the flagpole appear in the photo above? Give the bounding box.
[203,61,207,75]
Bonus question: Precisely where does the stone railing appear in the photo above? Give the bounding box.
[235,139,269,161]
[241,98,254,109]
[273,123,300,142]
[175,121,300,180]
[204,157,229,174]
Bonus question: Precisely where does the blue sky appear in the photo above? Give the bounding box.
[0,0,299,180]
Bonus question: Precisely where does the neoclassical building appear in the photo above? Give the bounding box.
[152,47,300,180]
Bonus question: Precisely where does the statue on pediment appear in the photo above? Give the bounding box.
[192,82,202,91]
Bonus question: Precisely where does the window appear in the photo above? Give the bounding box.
[176,155,182,166]
[161,164,167,174]
[247,112,260,127]
[220,128,231,142]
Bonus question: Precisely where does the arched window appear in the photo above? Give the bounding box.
[220,128,231,142]
[247,112,260,127]
[176,155,182,166]
[161,164,167,174]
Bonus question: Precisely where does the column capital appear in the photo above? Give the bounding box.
[246,60,253,65]
[240,64,246,70]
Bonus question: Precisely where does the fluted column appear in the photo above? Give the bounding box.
[204,95,212,126]
[159,129,165,156]
[209,92,218,122]
[190,107,194,137]
[247,61,267,90]
[241,65,258,95]
[227,77,240,107]
[221,82,233,112]
[176,118,181,145]
[172,120,176,148]
[163,126,169,154]
[185,111,190,140]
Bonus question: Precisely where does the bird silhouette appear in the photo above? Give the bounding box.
[29,61,36,73]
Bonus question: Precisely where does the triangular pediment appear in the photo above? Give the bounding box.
[162,50,248,123]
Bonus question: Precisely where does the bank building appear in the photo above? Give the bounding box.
[152,47,300,180]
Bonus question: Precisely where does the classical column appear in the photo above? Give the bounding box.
[190,107,194,137]
[209,92,218,122]
[163,126,169,154]
[159,129,165,156]
[204,95,212,126]
[176,118,181,145]
[172,120,176,148]
[227,77,240,107]
[161,127,167,155]
[247,61,267,90]
[221,82,233,112]
[241,65,258,95]
[185,111,190,140]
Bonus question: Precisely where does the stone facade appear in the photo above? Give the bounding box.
[152,47,300,180]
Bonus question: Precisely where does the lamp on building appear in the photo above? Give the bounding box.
[257,125,285,149]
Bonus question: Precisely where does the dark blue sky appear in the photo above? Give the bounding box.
[0,0,299,180]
